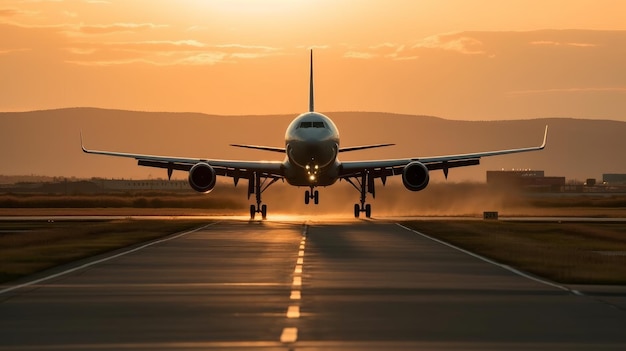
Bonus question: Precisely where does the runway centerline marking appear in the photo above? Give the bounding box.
[280,223,307,344]
[0,222,218,296]
[287,305,300,318]
[290,290,301,300]
[280,327,298,343]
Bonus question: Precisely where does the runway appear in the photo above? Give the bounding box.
[1,219,626,350]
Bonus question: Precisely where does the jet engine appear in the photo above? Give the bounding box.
[402,161,430,191]
[188,163,217,193]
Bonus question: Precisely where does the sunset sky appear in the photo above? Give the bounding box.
[1,0,626,120]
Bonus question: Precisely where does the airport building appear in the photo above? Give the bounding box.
[603,174,626,185]
[486,170,565,191]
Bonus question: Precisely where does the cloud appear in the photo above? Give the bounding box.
[64,40,285,66]
[78,23,167,34]
[413,32,486,55]
[343,43,419,61]
[344,51,376,59]
[0,8,39,17]
[530,40,596,47]
[507,87,626,95]
[0,48,31,55]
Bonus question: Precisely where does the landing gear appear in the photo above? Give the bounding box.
[249,204,268,220]
[345,172,375,218]
[248,172,279,220]
[304,188,319,205]
[353,203,372,218]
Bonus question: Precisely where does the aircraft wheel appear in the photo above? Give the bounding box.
[314,190,319,205]
[261,204,267,220]
[365,204,372,218]
[354,204,360,218]
[250,204,256,219]
[304,190,310,205]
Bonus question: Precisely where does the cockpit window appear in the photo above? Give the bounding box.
[298,121,326,128]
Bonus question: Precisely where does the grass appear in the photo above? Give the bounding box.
[0,219,209,284]
[403,220,626,285]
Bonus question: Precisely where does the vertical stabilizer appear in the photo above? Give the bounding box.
[309,49,314,112]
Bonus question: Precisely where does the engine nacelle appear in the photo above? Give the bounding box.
[402,161,430,191]
[188,163,217,193]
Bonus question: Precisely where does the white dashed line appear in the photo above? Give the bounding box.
[280,223,308,344]
[292,276,302,286]
[280,327,298,343]
[290,290,301,300]
[286,305,300,318]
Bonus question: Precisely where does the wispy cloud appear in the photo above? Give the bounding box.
[343,43,419,61]
[78,23,168,34]
[0,48,31,55]
[64,41,285,66]
[0,7,39,17]
[530,40,596,47]
[344,51,376,59]
[507,87,626,95]
[413,33,485,55]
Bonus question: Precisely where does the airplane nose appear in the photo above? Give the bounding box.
[288,140,337,168]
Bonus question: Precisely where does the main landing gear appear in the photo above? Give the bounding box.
[248,172,279,220]
[304,187,319,205]
[345,172,375,218]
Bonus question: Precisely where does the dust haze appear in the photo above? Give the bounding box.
[211,178,526,217]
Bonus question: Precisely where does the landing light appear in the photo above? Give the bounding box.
[309,175,316,181]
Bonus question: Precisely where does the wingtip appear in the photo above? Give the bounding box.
[540,125,549,149]
[80,130,88,152]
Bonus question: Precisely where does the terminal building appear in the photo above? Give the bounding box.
[486,170,565,191]
[603,174,626,185]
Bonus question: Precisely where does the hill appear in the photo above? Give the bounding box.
[1,108,625,182]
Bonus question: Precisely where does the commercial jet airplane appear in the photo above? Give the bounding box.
[82,50,548,219]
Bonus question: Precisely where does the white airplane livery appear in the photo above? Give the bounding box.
[82,50,548,219]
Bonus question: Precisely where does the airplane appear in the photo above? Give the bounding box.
[82,50,548,219]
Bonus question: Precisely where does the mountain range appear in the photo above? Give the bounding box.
[1,108,624,182]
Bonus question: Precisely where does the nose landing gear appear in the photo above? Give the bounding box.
[304,188,319,205]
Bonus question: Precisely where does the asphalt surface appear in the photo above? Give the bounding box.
[1,219,626,350]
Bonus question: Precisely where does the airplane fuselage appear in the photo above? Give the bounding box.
[283,112,340,186]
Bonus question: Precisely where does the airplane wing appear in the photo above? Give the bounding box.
[338,143,395,152]
[81,135,284,180]
[340,126,548,179]
[229,143,395,153]
[229,144,286,153]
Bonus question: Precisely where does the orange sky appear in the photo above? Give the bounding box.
[1,0,626,120]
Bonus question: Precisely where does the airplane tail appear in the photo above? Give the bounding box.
[309,49,314,112]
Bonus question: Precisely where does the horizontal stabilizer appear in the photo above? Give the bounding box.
[230,144,286,153]
[339,143,395,153]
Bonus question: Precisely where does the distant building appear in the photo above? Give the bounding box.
[486,170,565,191]
[95,179,189,191]
[603,174,626,185]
